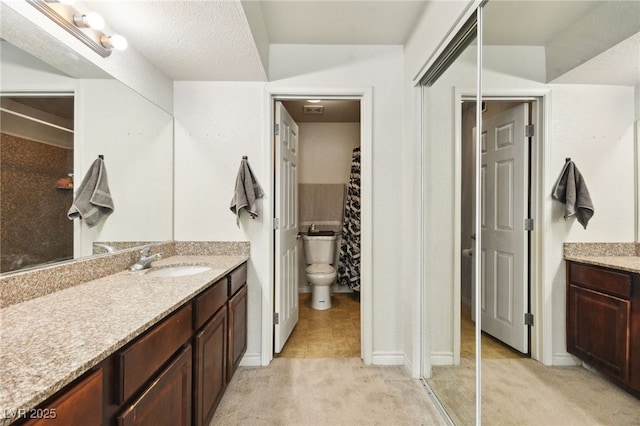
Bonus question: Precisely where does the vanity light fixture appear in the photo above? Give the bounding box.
[100,34,128,51]
[73,13,105,30]
[28,0,127,58]
[307,99,322,103]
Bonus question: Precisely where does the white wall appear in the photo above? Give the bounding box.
[548,84,636,363]
[298,122,360,184]
[173,81,267,365]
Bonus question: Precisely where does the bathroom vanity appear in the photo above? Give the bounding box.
[565,257,640,398]
[0,250,248,426]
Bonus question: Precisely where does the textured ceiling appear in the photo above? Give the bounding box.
[259,1,428,45]
[7,1,639,86]
[85,0,268,81]
[82,0,430,81]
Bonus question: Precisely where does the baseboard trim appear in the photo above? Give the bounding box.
[552,352,580,366]
[238,352,262,367]
[371,351,404,365]
[430,351,454,366]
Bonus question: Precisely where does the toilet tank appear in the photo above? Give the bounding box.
[302,235,337,264]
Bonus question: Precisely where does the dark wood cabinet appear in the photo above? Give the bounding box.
[117,304,193,404]
[566,261,640,397]
[23,369,102,426]
[22,261,249,425]
[117,345,192,426]
[193,306,227,426]
[227,284,247,382]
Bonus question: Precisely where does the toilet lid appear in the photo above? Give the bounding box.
[306,264,335,274]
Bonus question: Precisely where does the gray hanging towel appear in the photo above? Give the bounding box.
[230,157,264,227]
[552,160,594,229]
[68,157,114,228]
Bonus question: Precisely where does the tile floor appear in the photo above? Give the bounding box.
[276,292,361,358]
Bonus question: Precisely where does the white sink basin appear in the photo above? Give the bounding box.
[145,265,212,278]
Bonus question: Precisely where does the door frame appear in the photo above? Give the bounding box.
[262,87,373,365]
[453,88,551,364]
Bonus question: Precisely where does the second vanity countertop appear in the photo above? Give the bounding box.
[564,255,640,274]
[0,254,248,425]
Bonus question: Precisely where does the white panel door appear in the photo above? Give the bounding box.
[274,101,299,353]
[479,103,529,354]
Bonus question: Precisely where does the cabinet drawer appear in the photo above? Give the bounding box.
[24,369,102,426]
[228,263,247,297]
[568,262,632,299]
[117,345,192,426]
[117,304,192,404]
[194,278,227,330]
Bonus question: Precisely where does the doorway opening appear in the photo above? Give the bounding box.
[274,98,362,358]
[266,89,373,365]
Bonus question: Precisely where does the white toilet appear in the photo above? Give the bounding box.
[302,234,337,310]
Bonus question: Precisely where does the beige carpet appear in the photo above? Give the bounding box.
[211,358,448,425]
[429,358,640,425]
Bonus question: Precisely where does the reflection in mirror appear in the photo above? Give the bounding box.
[479,0,640,423]
[1,94,74,272]
[421,16,479,425]
[0,39,174,274]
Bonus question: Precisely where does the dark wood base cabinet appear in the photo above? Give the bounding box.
[227,265,248,383]
[117,346,193,426]
[566,261,640,398]
[22,369,103,426]
[19,262,248,426]
[194,307,227,426]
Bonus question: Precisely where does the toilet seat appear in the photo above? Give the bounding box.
[306,264,336,275]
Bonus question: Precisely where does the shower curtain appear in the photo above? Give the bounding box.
[338,147,361,292]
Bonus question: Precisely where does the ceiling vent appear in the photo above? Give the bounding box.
[303,105,324,115]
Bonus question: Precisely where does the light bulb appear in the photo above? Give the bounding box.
[100,34,128,51]
[74,13,105,30]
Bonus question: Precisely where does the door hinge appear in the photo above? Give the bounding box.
[274,124,280,136]
[273,218,280,230]
[525,124,534,137]
[525,218,534,231]
[524,312,534,326]
[273,312,280,325]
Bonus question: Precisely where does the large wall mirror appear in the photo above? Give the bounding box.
[1,13,174,274]
[425,0,640,424]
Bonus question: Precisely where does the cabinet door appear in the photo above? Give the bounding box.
[193,306,227,426]
[567,284,630,380]
[24,369,102,426]
[227,285,247,382]
[117,345,192,426]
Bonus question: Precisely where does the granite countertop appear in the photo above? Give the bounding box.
[564,255,640,274]
[0,254,248,425]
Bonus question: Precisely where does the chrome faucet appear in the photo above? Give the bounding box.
[93,243,116,253]
[130,245,164,271]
